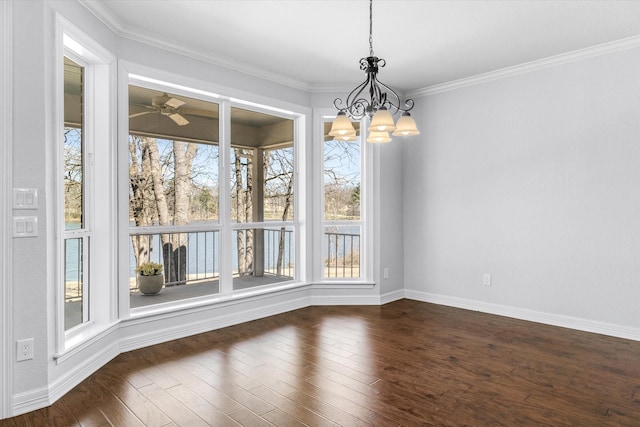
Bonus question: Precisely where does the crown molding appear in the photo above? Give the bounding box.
[79,0,313,92]
[408,34,640,98]
[79,1,640,98]
[308,82,361,94]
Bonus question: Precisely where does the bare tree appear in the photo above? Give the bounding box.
[64,128,83,223]
[129,136,199,285]
[163,140,198,284]
[232,149,253,276]
[129,135,158,264]
[264,147,294,275]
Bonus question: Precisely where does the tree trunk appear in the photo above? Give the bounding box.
[166,141,197,284]
[144,137,173,282]
[245,153,253,275]
[277,172,293,275]
[129,136,155,267]
[234,151,246,275]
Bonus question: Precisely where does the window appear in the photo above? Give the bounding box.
[127,83,299,310]
[58,24,115,351]
[128,85,221,307]
[321,118,363,279]
[63,56,88,330]
[230,107,295,290]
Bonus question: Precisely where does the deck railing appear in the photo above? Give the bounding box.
[128,227,302,291]
[121,226,361,294]
[324,232,360,278]
[130,229,219,287]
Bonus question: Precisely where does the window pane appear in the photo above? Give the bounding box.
[230,147,255,223]
[323,125,361,221]
[64,237,83,330]
[64,56,87,330]
[264,147,294,221]
[232,227,294,290]
[64,57,84,229]
[324,225,360,279]
[230,107,294,223]
[128,85,220,307]
[128,135,219,227]
[128,85,220,228]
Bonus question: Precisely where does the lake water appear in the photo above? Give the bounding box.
[65,224,359,281]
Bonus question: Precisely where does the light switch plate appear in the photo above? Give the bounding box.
[13,188,38,209]
[13,216,38,237]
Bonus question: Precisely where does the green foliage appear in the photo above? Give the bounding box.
[351,182,360,205]
[136,262,163,276]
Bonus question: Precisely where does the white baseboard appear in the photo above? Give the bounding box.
[12,341,120,417]
[380,289,405,305]
[405,290,640,342]
[11,387,50,419]
[310,294,382,305]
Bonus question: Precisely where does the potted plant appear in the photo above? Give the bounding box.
[136,262,164,295]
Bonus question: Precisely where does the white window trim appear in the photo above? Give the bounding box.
[121,67,308,318]
[313,109,374,284]
[55,16,117,357]
[0,0,13,418]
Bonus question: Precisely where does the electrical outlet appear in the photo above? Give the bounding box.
[383,268,389,279]
[16,338,34,362]
[483,273,492,287]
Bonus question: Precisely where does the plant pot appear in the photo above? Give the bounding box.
[137,274,164,295]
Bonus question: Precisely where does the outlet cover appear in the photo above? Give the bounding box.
[483,273,492,286]
[16,338,34,362]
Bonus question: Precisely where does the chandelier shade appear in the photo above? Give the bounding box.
[392,112,420,136]
[369,107,396,132]
[331,0,420,143]
[328,111,357,137]
[367,131,392,144]
[336,134,359,142]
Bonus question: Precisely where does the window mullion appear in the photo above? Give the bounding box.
[219,101,233,296]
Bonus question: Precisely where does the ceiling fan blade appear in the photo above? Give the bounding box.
[129,111,153,119]
[169,113,189,126]
[165,97,185,109]
[179,108,217,118]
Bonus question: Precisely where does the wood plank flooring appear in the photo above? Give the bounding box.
[2,299,640,426]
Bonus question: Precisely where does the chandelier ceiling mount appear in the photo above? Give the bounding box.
[330,0,420,143]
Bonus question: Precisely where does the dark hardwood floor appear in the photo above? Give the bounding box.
[2,299,640,426]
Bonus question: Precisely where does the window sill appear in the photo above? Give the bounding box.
[128,280,311,322]
[55,321,120,364]
[311,281,375,288]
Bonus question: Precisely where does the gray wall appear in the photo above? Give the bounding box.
[6,0,396,415]
[404,47,640,334]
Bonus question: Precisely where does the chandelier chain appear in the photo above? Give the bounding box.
[368,0,374,57]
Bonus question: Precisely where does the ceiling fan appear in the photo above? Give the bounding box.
[129,93,190,126]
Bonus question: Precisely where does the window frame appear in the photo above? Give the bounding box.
[55,17,117,357]
[228,101,299,292]
[120,71,306,317]
[62,52,92,331]
[314,109,373,284]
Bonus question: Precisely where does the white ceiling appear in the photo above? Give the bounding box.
[82,0,640,92]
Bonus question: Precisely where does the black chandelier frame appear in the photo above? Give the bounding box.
[333,0,415,120]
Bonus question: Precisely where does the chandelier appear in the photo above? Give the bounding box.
[329,0,420,143]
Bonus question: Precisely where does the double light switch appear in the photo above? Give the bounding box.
[13,188,38,237]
